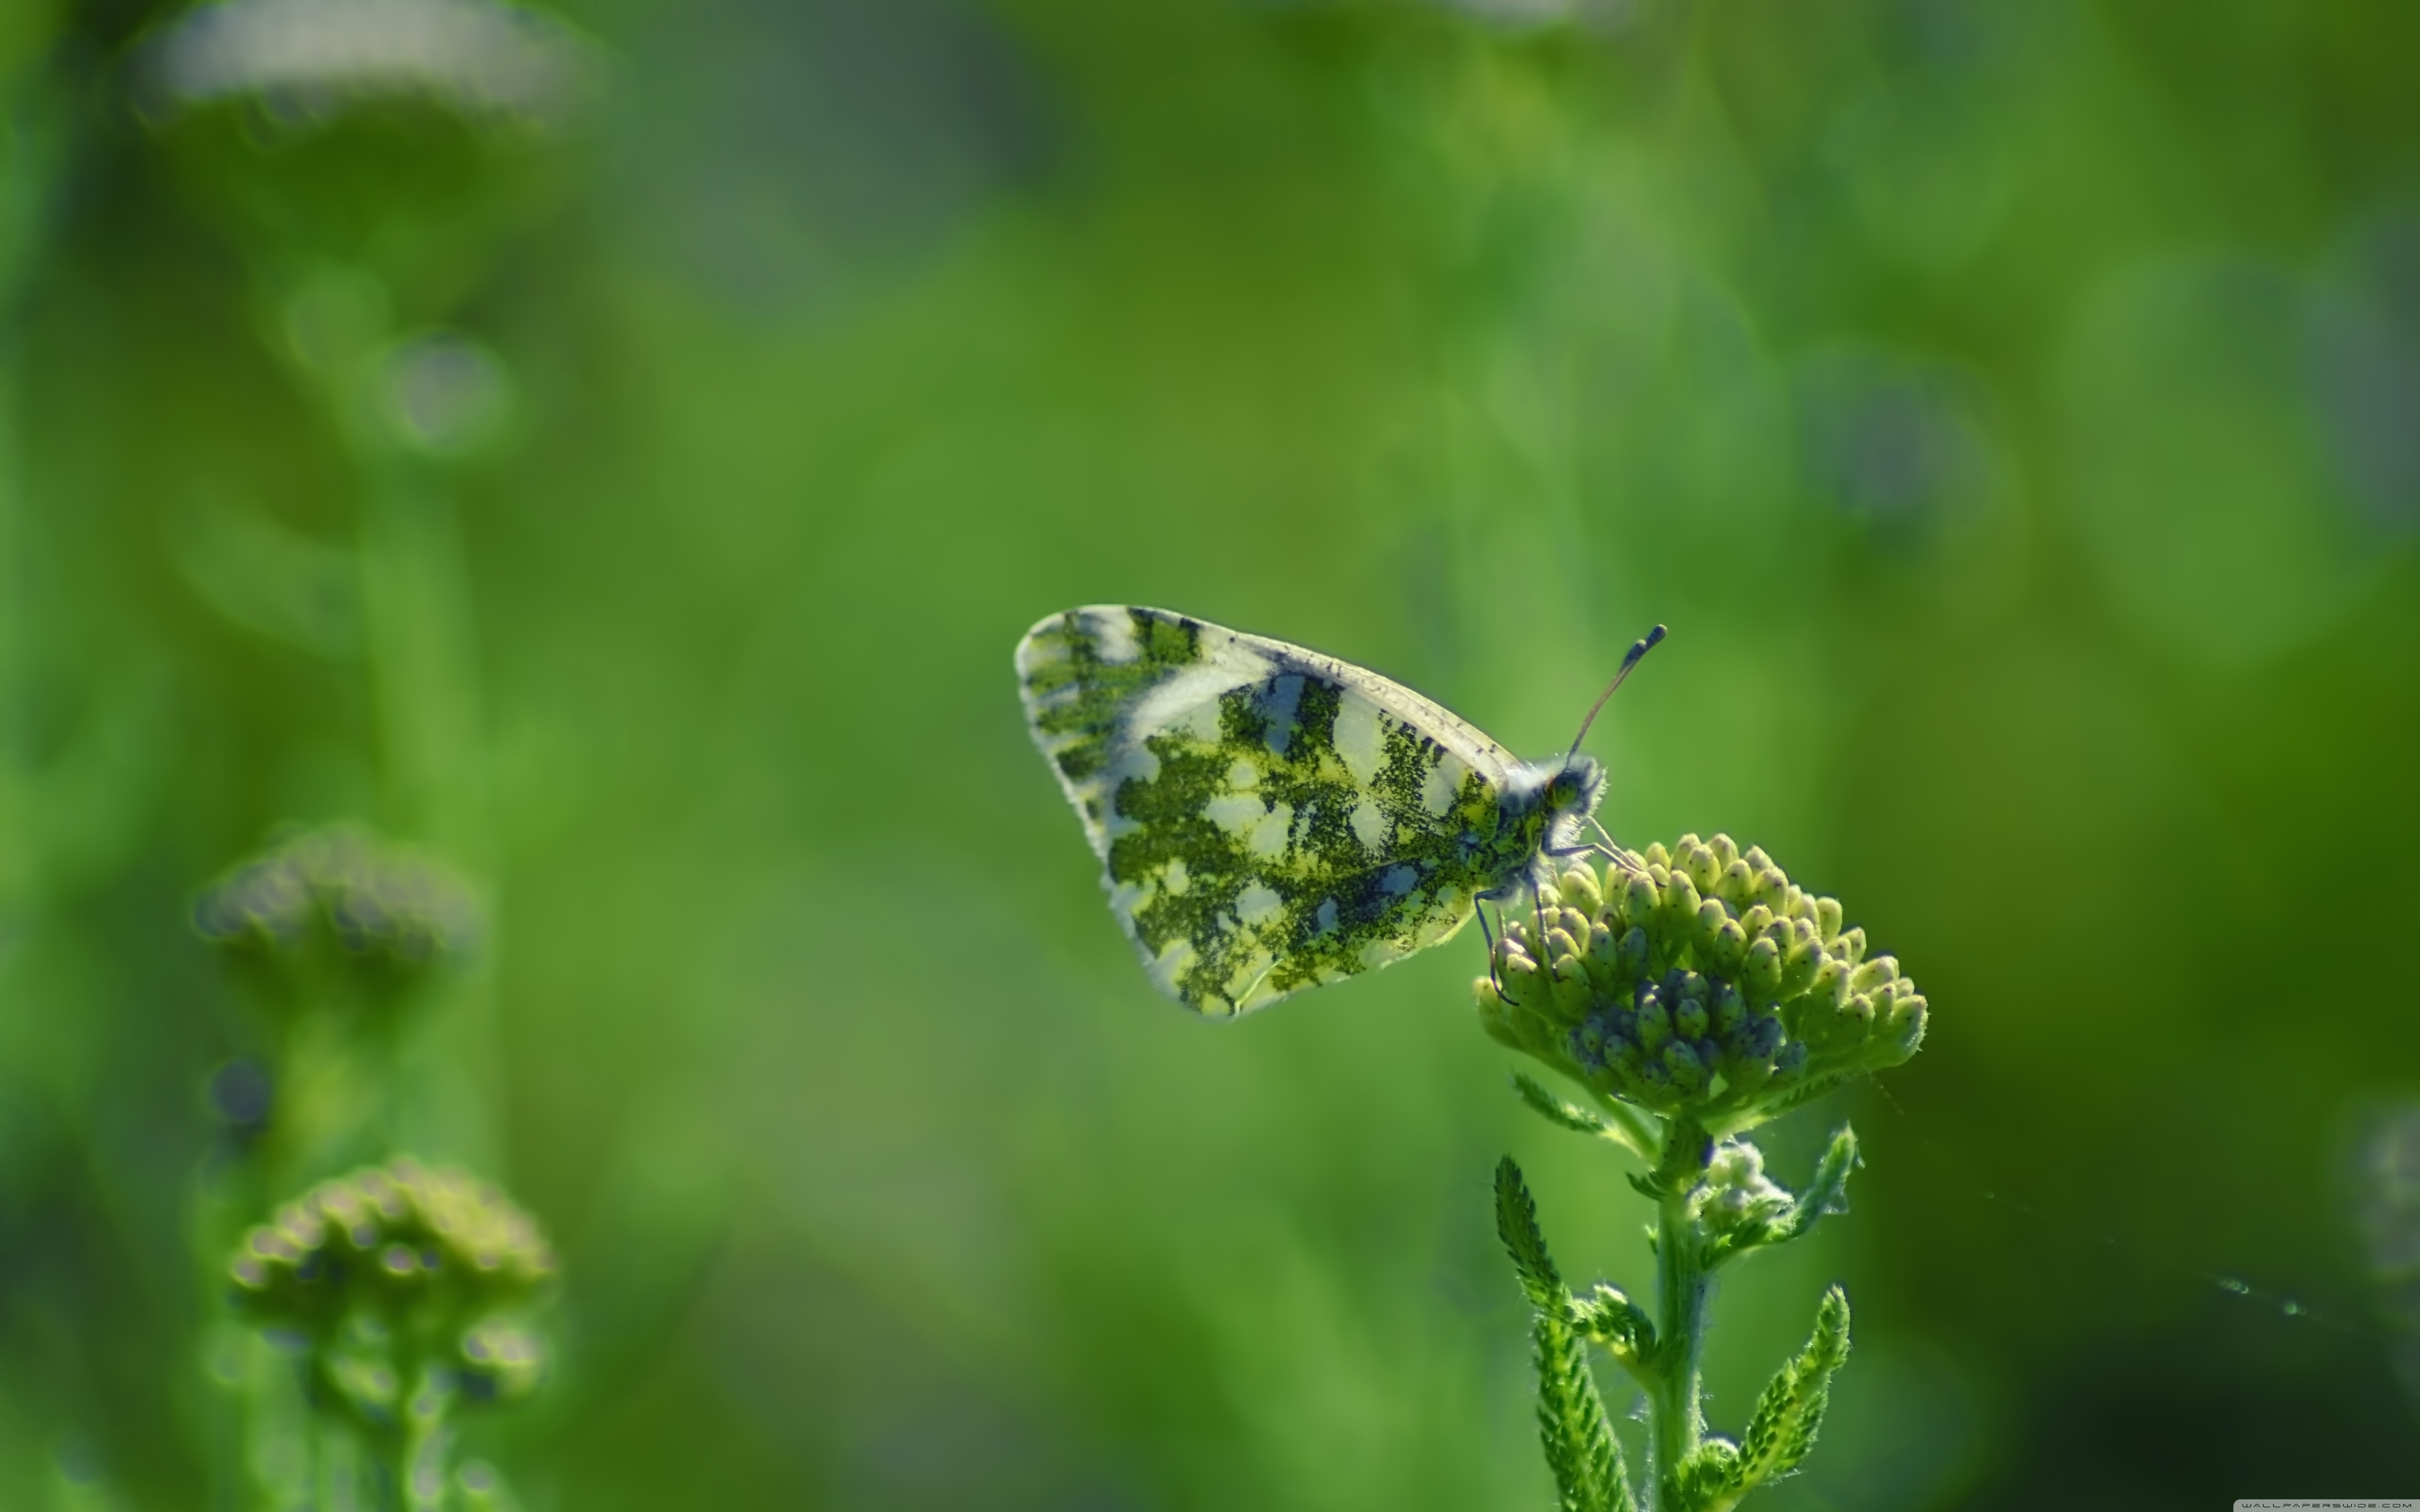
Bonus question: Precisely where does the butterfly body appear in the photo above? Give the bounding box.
[1016,606,1608,1016]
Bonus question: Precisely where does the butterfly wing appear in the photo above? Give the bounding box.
[1017,605,1524,1015]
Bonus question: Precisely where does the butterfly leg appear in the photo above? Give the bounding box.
[1586,816,1646,876]
[1475,892,1522,1006]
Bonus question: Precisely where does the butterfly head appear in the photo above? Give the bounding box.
[1501,754,1607,867]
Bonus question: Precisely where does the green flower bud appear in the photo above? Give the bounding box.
[1742,936,1784,1003]
[1585,923,1621,973]
[1876,994,1927,1063]
[1849,955,1900,994]
[1753,865,1791,908]
[1802,956,1850,1013]
[1693,897,1730,951]
[1664,869,1704,932]
[1815,896,1844,941]
[1476,983,1526,1050]
[1710,980,1745,1036]
[1663,1040,1708,1095]
[1501,949,1543,1005]
[1681,842,1722,899]
[1705,916,1748,977]
[1777,930,1823,1000]
[1624,871,1661,930]
[1550,954,1593,1018]
[1617,925,1651,979]
[1557,866,1603,914]
[1636,994,1672,1052]
[1831,925,1867,965]
[1716,859,1757,910]
[1674,994,1710,1041]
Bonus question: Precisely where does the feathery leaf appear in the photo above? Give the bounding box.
[1498,1158,1637,1512]
[1495,1155,1565,1314]
[1725,1285,1852,1500]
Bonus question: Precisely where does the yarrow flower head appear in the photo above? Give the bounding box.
[195,824,480,979]
[230,1159,555,1415]
[1476,833,1926,1132]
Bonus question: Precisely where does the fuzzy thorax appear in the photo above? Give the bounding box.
[1493,754,1607,895]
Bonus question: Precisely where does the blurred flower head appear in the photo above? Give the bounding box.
[231,1159,556,1417]
[1477,835,1926,1129]
[194,823,481,976]
[2356,1103,2420,1418]
[132,0,597,127]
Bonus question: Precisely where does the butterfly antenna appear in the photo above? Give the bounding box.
[1566,624,1668,759]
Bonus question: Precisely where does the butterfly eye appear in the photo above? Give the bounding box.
[1547,776,1575,807]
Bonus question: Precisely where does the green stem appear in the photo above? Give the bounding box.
[356,451,505,1172]
[1584,1087,1665,1161]
[399,1361,453,1512]
[1649,1132,1713,1510]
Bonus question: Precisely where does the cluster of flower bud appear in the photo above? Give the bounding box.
[1476,834,1925,1124]
[230,1159,553,1414]
[1689,1140,1792,1240]
[195,825,479,971]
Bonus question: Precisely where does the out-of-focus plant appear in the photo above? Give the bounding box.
[229,1158,555,1510]
[195,824,480,1194]
[2355,1103,2420,1421]
[1480,836,1926,1512]
[125,12,598,1502]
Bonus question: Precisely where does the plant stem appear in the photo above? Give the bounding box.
[399,1361,452,1512]
[1650,1132,1713,1510]
[357,452,505,1172]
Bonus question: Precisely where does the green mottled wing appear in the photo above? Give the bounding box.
[1016,606,1529,1017]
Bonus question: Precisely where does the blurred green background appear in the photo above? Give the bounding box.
[4,0,2419,1507]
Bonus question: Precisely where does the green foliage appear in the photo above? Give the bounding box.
[4,0,2416,1506]
[1513,1071,1619,1140]
[1494,1155,1566,1314]
[1724,1287,1852,1503]
[1498,905,1881,1509]
[1496,1159,1637,1512]
[1570,1283,1656,1374]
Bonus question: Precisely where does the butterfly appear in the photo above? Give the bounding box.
[1015,606,1664,1016]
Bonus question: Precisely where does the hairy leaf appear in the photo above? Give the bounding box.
[1495,1155,1565,1314]
[1726,1285,1852,1500]
[1499,1158,1638,1512]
